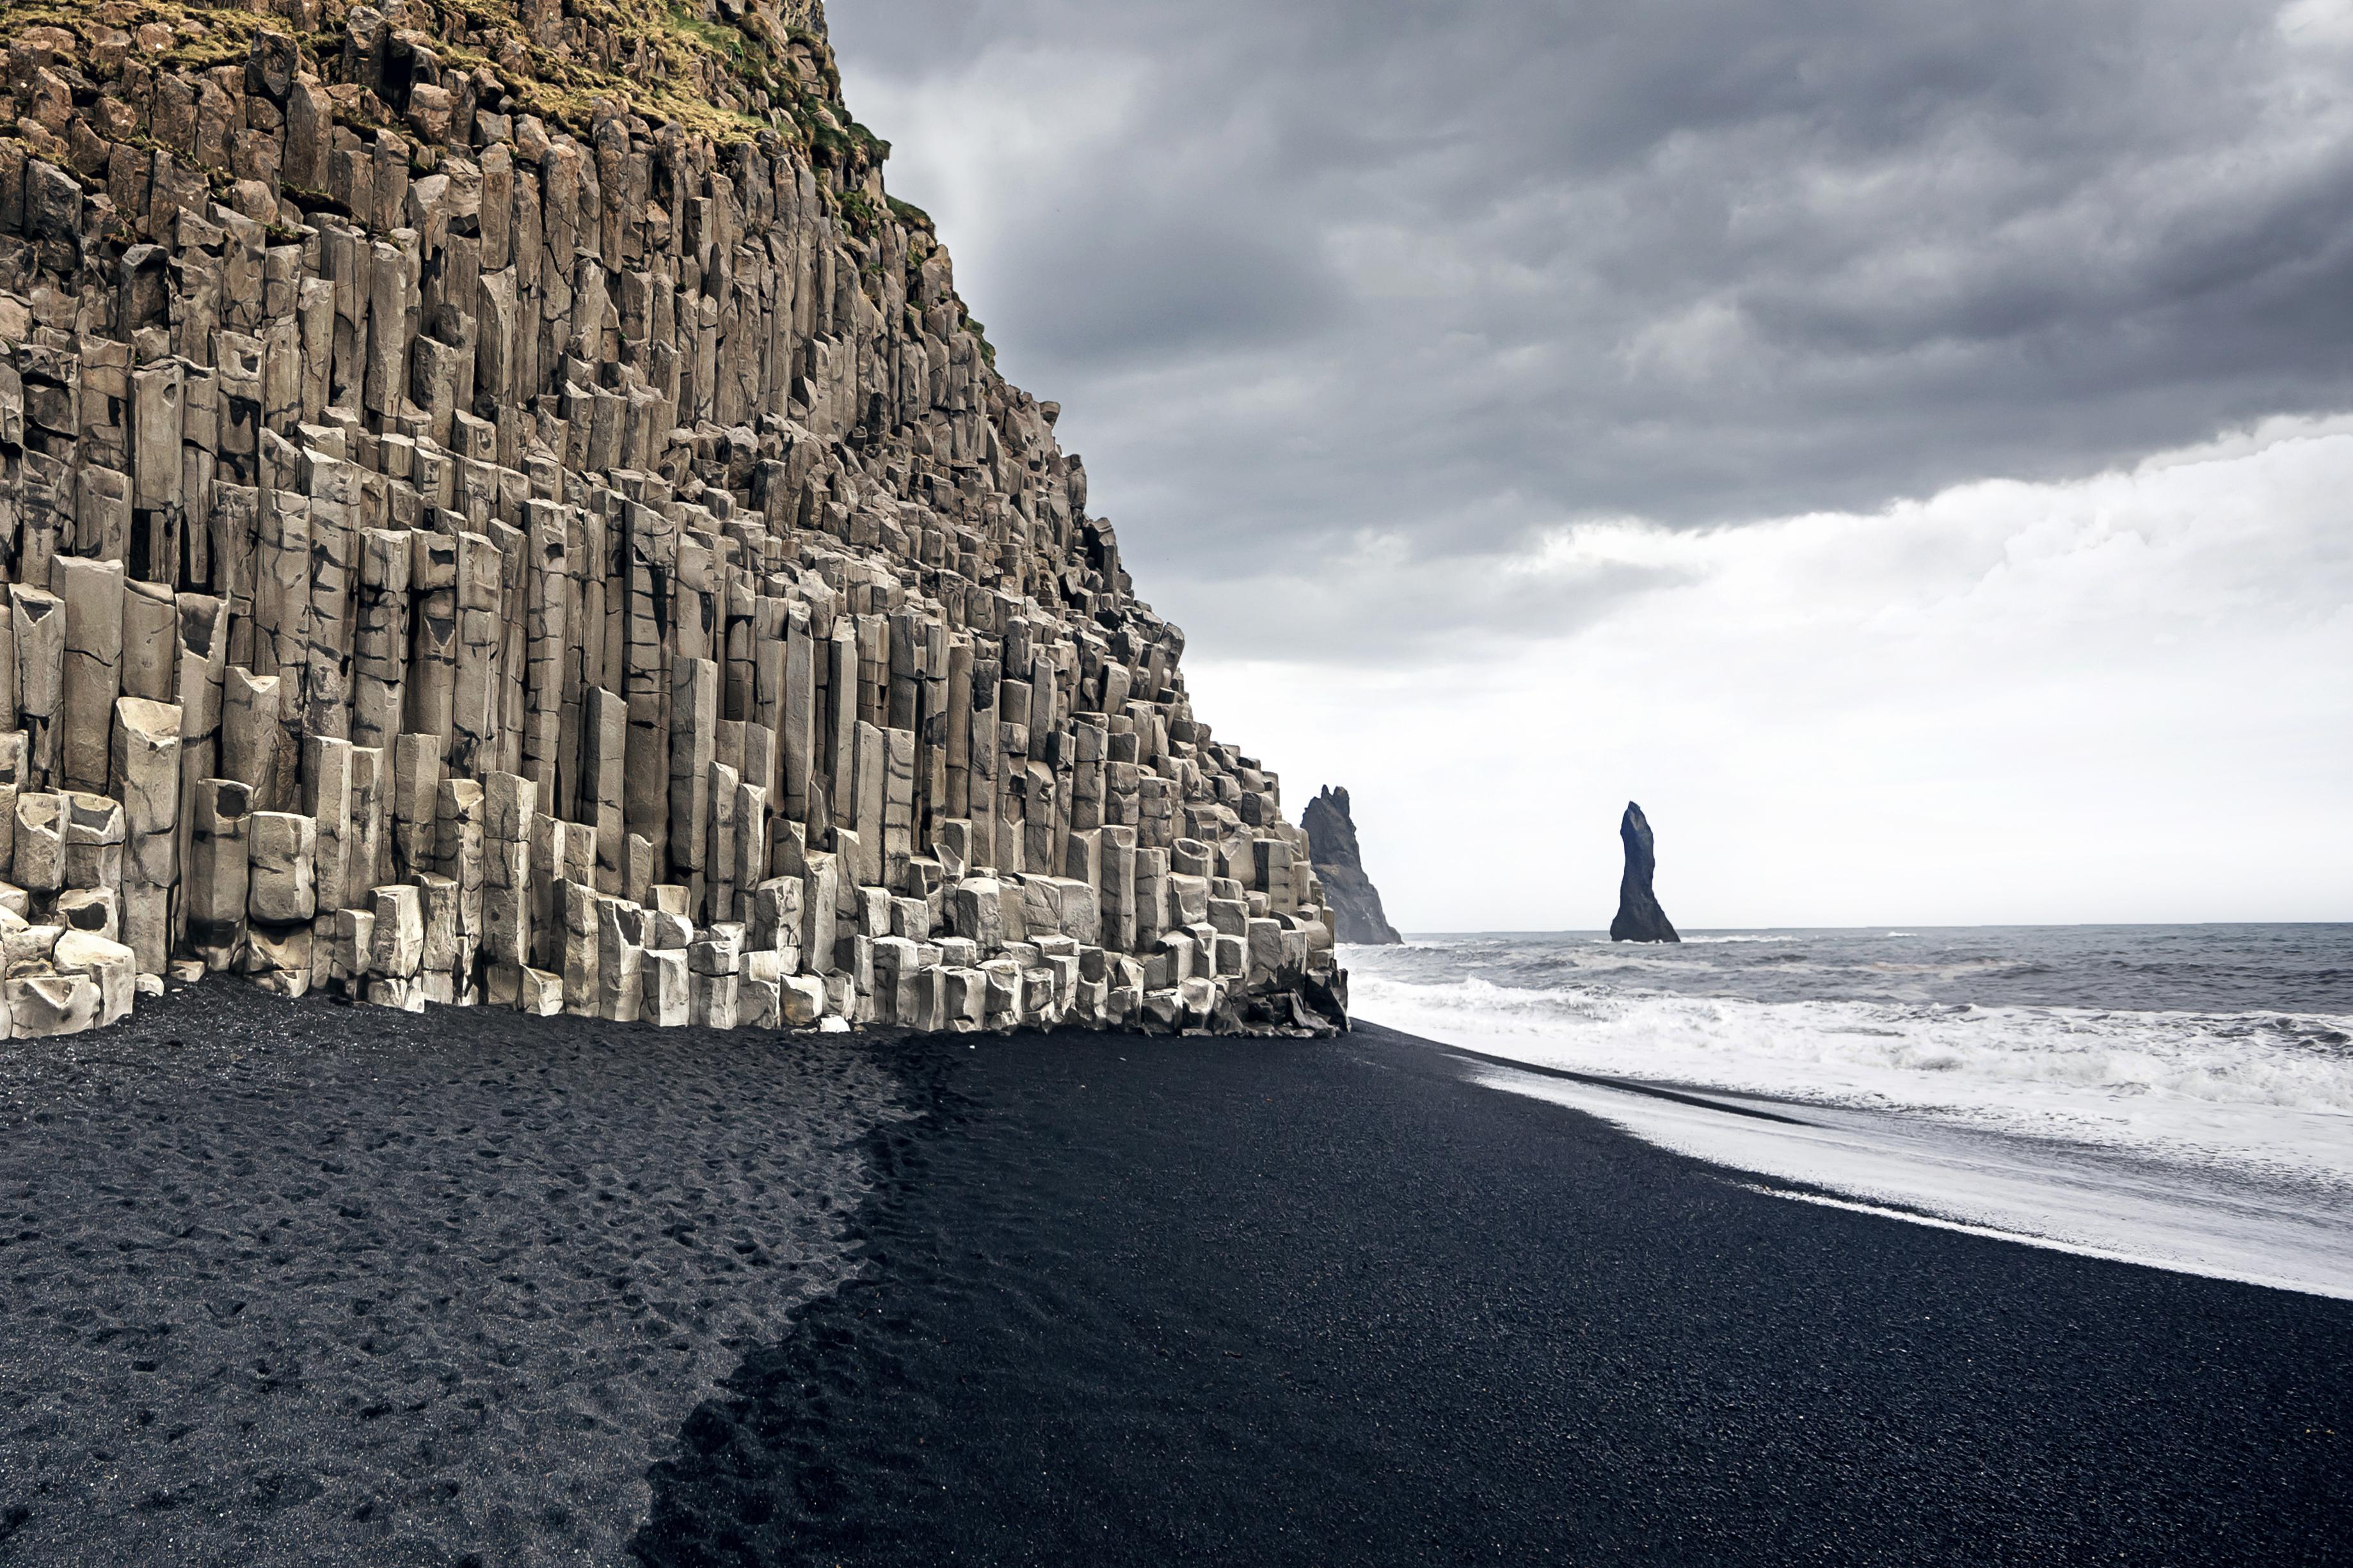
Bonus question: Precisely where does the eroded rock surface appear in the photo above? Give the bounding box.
[1302,784,1399,946]
[1610,800,1679,944]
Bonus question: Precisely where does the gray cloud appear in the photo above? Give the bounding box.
[832,0,2353,655]
[999,196,1341,361]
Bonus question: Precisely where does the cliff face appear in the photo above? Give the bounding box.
[1609,802,1678,944]
[1301,786,1399,946]
[0,0,1345,1038]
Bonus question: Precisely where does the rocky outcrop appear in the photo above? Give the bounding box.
[1301,786,1398,946]
[1609,802,1679,944]
[0,0,1345,1039]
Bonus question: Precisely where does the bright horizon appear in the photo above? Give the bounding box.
[1184,416,2353,930]
[1378,921,2353,937]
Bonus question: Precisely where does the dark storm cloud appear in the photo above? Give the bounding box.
[830,0,2353,655]
[1000,198,1341,361]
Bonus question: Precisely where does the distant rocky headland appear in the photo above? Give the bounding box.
[0,0,1346,1039]
[1610,801,1679,943]
[1302,785,1400,945]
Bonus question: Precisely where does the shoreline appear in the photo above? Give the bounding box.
[1459,1054,2353,1303]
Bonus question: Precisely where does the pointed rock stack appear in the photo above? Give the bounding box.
[1610,802,1680,944]
[1302,786,1401,946]
[0,0,1344,1040]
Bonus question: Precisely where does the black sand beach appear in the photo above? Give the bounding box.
[5,1003,2348,1565]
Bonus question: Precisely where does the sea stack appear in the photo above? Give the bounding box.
[1610,802,1680,943]
[1302,786,1401,945]
[0,0,1348,1040]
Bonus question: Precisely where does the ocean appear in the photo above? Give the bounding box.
[1348,924,2353,1297]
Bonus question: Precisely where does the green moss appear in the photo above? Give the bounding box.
[662,0,779,81]
[0,1,291,72]
[836,186,881,239]
[886,194,933,234]
[666,4,739,57]
[964,316,996,368]
[409,0,781,145]
[843,119,888,162]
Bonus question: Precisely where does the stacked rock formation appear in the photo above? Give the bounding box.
[1300,785,1399,946]
[0,0,1346,1038]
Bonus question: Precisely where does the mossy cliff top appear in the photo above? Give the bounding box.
[0,0,1000,383]
[0,0,885,153]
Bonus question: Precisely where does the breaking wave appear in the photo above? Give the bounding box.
[1349,927,2353,1186]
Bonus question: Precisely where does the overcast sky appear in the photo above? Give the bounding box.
[833,0,2353,928]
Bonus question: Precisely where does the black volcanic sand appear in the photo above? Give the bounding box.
[635,1022,2352,1568]
[0,984,902,1566]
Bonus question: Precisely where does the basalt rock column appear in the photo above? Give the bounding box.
[0,0,1345,1041]
[1610,802,1680,944]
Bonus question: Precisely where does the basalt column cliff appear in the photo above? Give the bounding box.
[0,0,1344,1038]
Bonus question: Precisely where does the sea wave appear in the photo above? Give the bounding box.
[1350,969,2353,1183]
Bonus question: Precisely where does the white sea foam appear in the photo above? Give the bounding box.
[1352,969,2353,1186]
[1355,928,2353,1294]
[1466,1066,2353,1299]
